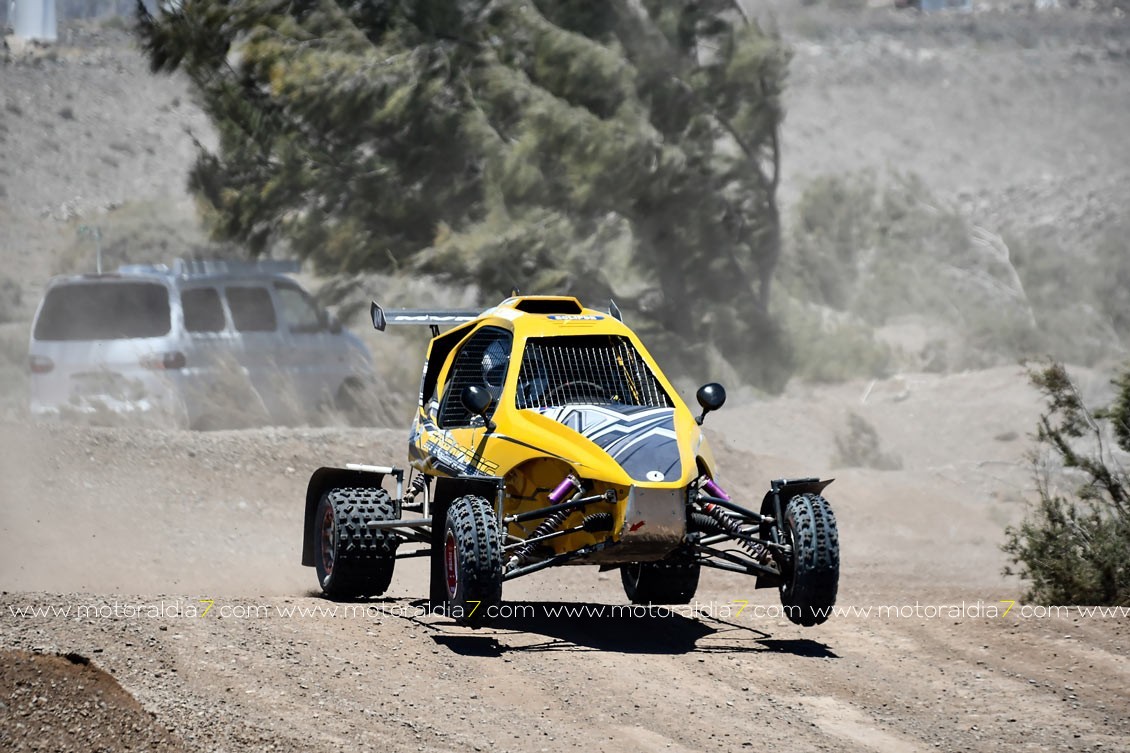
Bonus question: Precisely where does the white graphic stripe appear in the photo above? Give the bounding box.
[603,427,678,458]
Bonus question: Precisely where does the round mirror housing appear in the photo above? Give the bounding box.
[695,382,726,425]
[461,384,495,429]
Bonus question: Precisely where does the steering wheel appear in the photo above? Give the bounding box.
[544,380,609,404]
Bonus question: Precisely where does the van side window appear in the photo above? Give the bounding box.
[438,326,512,428]
[275,285,323,334]
[226,287,277,332]
[182,288,226,333]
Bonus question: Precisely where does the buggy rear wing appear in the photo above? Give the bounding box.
[370,301,481,334]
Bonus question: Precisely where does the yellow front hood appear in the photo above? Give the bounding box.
[507,403,704,488]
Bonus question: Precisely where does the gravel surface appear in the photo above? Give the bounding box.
[1,366,1128,753]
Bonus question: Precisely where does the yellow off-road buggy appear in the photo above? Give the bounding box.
[301,296,839,627]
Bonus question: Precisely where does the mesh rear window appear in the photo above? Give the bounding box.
[33,282,170,341]
[515,335,672,410]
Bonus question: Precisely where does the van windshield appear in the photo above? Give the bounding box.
[34,282,171,341]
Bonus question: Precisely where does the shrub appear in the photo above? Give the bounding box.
[782,172,980,326]
[55,200,233,275]
[0,276,22,324]
[772,287,891,384]
[1009,230,1125,366]
[780,171,1127,372]
[0,325,28,420]
[832,413,903,471]
[1092,221,1130,342]
[1002,361,1130,606]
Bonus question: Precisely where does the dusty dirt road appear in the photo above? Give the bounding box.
[2,368,1128,753]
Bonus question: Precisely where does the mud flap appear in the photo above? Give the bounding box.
[756,477,834,589]
[302,466,395,567]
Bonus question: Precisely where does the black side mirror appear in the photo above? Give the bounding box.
[370,301,387,332]
[461,384,495,431]
[695,382,726,425]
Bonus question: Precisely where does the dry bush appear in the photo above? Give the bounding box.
[780,172,1127,374]
[775,294,892,383]
[1003,362,1130,606]
[0,325,28,420]
[55,200,235,275]
[179,352,284,431]
[1092,222,1130,343]
[315,272,481,427]
[832,412,903,470]
[0,276,22,324]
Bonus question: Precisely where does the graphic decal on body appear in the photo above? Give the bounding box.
[536,404,682,482]
[410,402,498,477]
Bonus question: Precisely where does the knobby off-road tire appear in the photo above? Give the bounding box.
[779,493,839,626]
[621,560,700,605]
[315,487,399,599]
[443,495,503,627]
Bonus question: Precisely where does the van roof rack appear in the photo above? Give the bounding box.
[116,259,302,277]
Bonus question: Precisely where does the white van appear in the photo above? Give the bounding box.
[28,260,374,428]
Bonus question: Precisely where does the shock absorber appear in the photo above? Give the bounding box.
[402,473,430,512]
[699,479,772,564]
[515,508,571,562]
[548,474,581,504]
[515,474,582,562]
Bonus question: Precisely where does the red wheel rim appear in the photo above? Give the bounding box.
[444,530,458,599]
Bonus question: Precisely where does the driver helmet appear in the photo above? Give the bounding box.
[481,338,509,397]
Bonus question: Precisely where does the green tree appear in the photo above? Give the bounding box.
[1003,362,1130,606]
[137,0,791,386]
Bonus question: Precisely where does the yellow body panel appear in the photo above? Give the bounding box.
[407,297,717,562]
